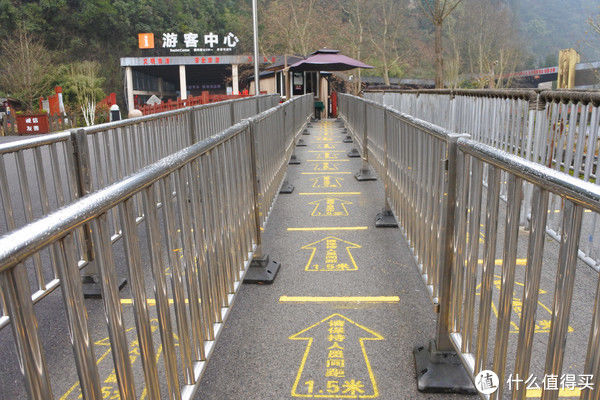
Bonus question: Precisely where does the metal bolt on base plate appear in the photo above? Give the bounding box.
[375,209,398,228]
[82,274,128,298]
[347,148,361,158]
[243,255,281,284]
[355,166,377,181]
[414,340,476,394]
[280,180,294,194]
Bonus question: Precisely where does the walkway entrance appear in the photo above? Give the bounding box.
[195,120,452,399]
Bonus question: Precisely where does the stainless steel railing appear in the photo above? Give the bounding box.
[339,93,600,399]
[0,94,279,234]
[0,95,279,330]
[0,93,311,400]
[365,89,600,271]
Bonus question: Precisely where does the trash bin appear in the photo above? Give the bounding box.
[314,101,324,120]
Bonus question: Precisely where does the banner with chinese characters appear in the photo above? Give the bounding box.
[138,32,240,55]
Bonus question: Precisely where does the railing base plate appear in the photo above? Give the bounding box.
[82,275,128,298]
[375,210,398,228]
[414,340,476,394]
[347,148,361,158]
[280,181,294,194]
[296,138,307,147]
[355,167,377,181]
[289,155,301,165]
[343,135,353,143]
[243,255,281,284]
[302,129,310,136]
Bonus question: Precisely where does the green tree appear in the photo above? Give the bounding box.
[0,29,54,111]
[64,61,105,126]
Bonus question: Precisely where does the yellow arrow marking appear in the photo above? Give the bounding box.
[316,144,337,149]
[311,176,344,189]
[308,197,353,217]
[313,152,341,160]
[476,275,574,334]
[290,313,383,398]
[313,162,341,171]
[301,236,361,271]
[60,319,171,400]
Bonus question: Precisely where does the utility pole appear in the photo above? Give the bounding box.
[252,0,260,96]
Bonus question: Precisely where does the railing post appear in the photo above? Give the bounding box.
[296,98,307,147]
[243,119,281,284]
[520,92,544,226]
[1,266,53,399]
[413,134,475,394]
[188,109,198,144]
[281,104,297,194]
[355,100,377,181]
[302,97,311,136]
[70,129,126,297]
[70,129,96,284]
[375,108,398,228]
[230,101,236,126]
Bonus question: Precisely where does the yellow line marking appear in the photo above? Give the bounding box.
[477,258,528,266]
[120,298,200,306]
[549,209,593,213]
[306,159,350,162]
[302,172,352,175]
[526,388,581,397]
[299,192,361,196]
[288,227,368,231]
[280,296,399,303]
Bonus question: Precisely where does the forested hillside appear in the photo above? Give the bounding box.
[0,0,598,112]
[517,0,599,63]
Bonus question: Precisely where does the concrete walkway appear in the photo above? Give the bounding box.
[195,119,470,399]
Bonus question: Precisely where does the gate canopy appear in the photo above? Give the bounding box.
[289,49,373,72]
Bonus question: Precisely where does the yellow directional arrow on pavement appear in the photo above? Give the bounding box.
[308,197,353,217]
[289,313,383,398]
[311,176,344,189]
[313,162,341,172]
[301,236,361,271]
[317,144,337,149]
[314,152,341,160]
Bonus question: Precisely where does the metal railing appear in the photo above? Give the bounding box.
[0,95,279,329]
[339,93,600,399]
[0,93,311,400]
[365,89,600,271]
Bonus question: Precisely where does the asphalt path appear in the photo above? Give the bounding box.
[0,120,598,399]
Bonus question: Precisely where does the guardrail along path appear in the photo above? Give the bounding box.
[194,120,458,399]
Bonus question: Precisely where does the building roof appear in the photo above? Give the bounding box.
[289,49,373,72]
